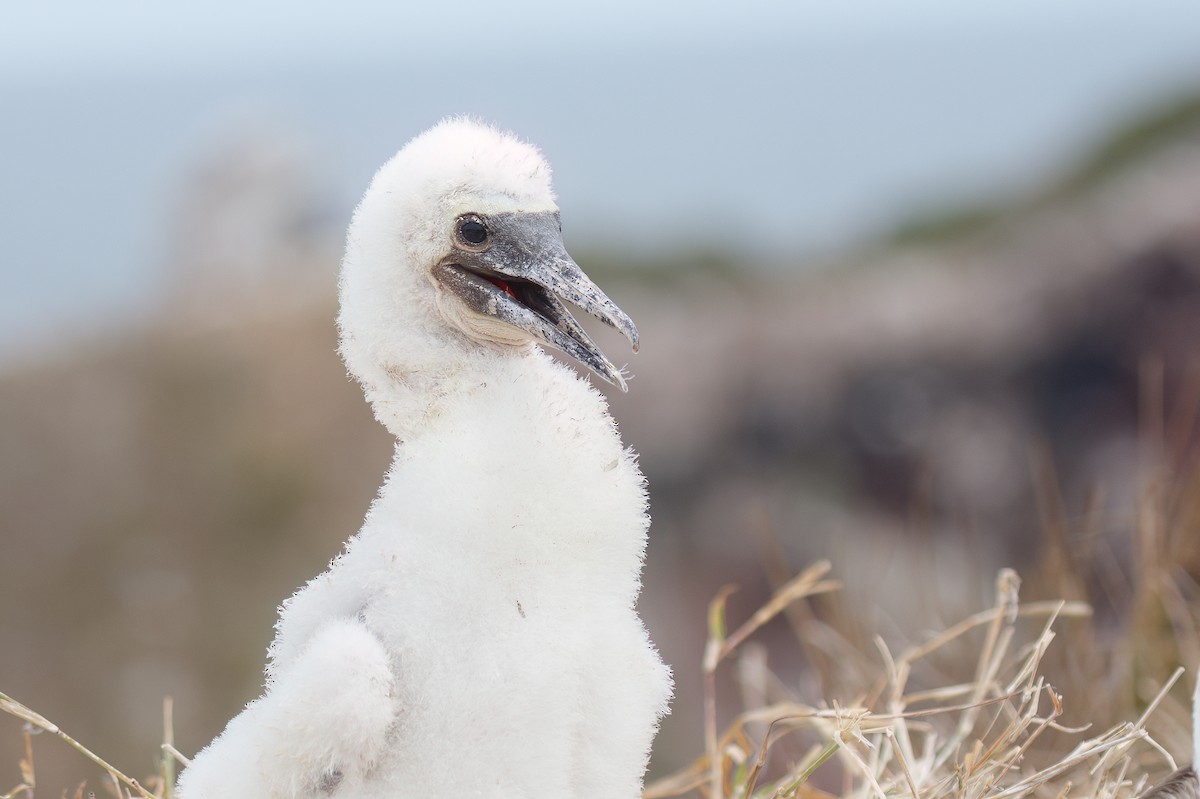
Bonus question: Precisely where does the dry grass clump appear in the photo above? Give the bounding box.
[0,693,188,799]
[646,386,1200,799]
[646,564,1191,799]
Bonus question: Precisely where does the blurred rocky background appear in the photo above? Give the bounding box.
[3,2,1200,791]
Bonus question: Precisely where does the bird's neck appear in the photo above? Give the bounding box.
[356,334,560,442]
[357,345,646,591]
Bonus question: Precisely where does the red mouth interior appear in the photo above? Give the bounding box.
[483,274,519,300]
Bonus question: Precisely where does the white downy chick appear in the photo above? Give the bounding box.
[177,118,672,799]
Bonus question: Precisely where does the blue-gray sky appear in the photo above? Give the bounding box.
[5,1,1199,75]
[3,1,1200,361]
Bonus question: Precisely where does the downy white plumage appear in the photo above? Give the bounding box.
[177,118,672,799]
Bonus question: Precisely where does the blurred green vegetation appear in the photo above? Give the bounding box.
[1060,92,1200,194]
[888,204,1008,247]
[575,245,746,286]
[889,91,1200,247]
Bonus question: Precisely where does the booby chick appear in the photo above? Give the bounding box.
[177,118,672,799]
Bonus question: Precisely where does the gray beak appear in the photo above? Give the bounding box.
[434,211,639,391]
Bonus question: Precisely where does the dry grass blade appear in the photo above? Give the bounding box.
[159,697,179,799]
[719,562,841,660]
[0,729,34,799]
[0,692,155,799]
[699,562,843,799]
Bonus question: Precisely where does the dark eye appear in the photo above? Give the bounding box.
[456,216,489,247]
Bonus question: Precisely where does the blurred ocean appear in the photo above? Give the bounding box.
[3,3,1200,360]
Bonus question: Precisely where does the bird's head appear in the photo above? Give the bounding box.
[339,118,638,396]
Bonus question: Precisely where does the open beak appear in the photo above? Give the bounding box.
[434,211,639,391]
